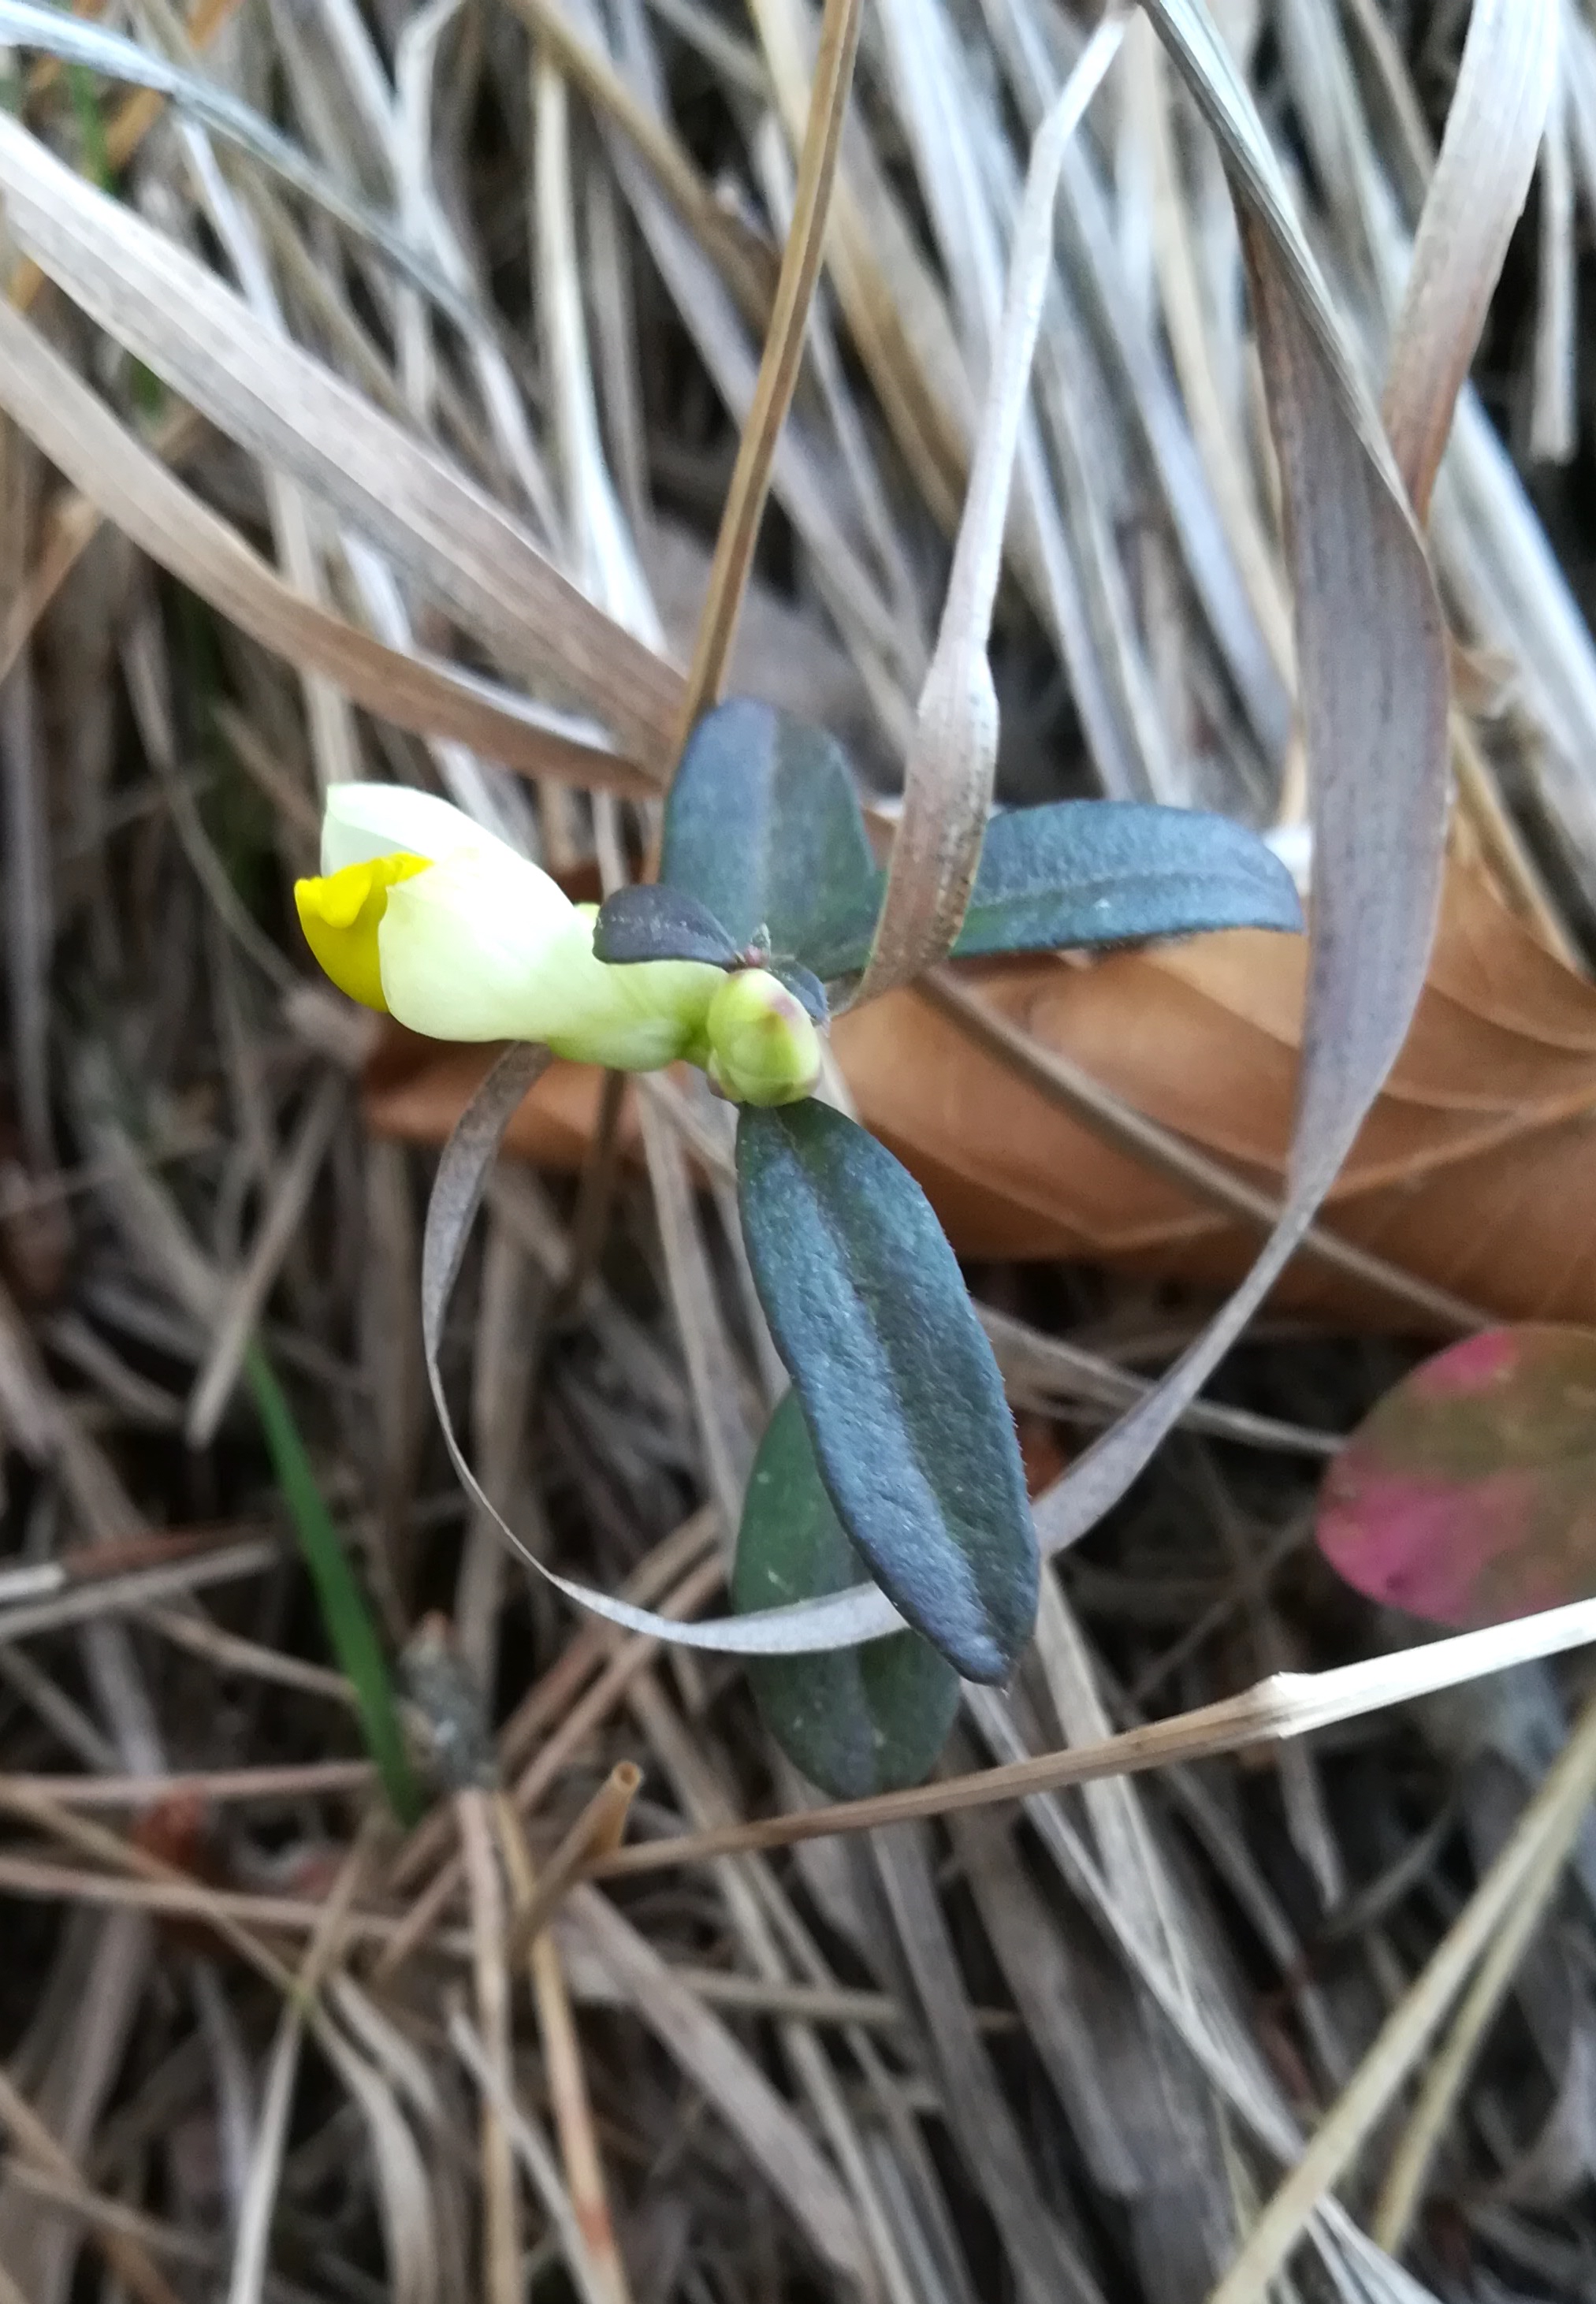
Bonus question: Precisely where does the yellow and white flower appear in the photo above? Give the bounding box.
[295,783,820,1102]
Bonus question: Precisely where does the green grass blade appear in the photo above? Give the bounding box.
[245,1343,419,1821]
[65,61,111,189]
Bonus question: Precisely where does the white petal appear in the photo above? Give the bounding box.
[322,782,491,874]
[377,843,580,1041]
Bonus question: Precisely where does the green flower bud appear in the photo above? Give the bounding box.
[705,969,822,1107]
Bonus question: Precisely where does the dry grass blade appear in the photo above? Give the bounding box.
[0,1860,414,1947]
[0,114,683,764]
[186,1074,343,1446]
[1382,0,1558,520]
[1028,0,1451,1558]
[590,1593,1596,1872]
[448,2007,615,2304]
[493,1792,633,2304]
[978,1301,1341,1455]
[1371,1807,1580,2252]
[502,1760,639,1960]
[1207,1692,1596,2304]
[0,405,199,687]
[459,1788,522,2304]
[0,0,463,311]
[0,1539,279,1645]
[856,12,1126,1002]
[0,1759,370,1803]
[311,2017,442,2304]
[0,303,641,789]
[564,1883,872,2290]
[0,2067,183,2304]
[505,0,776,331]
[632,1081,753,1531]
[871,1823,1106,2304]
[675,0,864,741]
[225,1829,376,2304]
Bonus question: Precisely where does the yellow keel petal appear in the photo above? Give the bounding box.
[295,853,430,1010]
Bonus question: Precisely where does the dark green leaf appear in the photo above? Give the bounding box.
[769,958,829,1025]
[593,884,742,969]
[736,1100,1037,1681]
[948,801,1304,959]
[734,1392,960,1797]
[662,699,880,977]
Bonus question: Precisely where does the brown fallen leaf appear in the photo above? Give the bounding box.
[361,868,1596,1331]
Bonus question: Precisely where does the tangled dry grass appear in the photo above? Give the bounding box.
[3,0,1596,2299]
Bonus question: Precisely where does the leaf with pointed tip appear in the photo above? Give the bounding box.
[662,698,880,978]
[1318,1326,1596,1628]
[593,884,742,969]
[947,801,1304,957]
[734,1392,960,1796]
[736,1099,1037,1681]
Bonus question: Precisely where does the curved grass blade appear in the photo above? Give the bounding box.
[735,1392,960,1798]
[736,1099,1036,1681]
[1029,0,1453,1562]
[421,1045,904,1653]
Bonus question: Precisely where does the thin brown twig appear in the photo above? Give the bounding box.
[0,1780,298,1993]
[498,0,776,329]
[459,1788,523,2304]
[0,2067,184,2304]
[0,1759,372,1804]
[374,1548,723,1979]
[672,0,864,747]
[504,1761,640,1964]
[553,1067,629,1322]
[586,1597,1596,1876]
[385,1509,717,1894]
[494,1792,634,2304]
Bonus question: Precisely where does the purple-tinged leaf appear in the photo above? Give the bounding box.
[1318,1327,1596,1628]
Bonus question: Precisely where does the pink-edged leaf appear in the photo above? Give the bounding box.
[1318,1326,1596,1628]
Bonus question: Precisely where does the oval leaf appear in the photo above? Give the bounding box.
[593,884,742,969]
[736,1099,1037,1681]
[1318,1325,1596,1628]
[662,698,881,977]
[948,801,1304,959]
[734,1391,960,1797]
